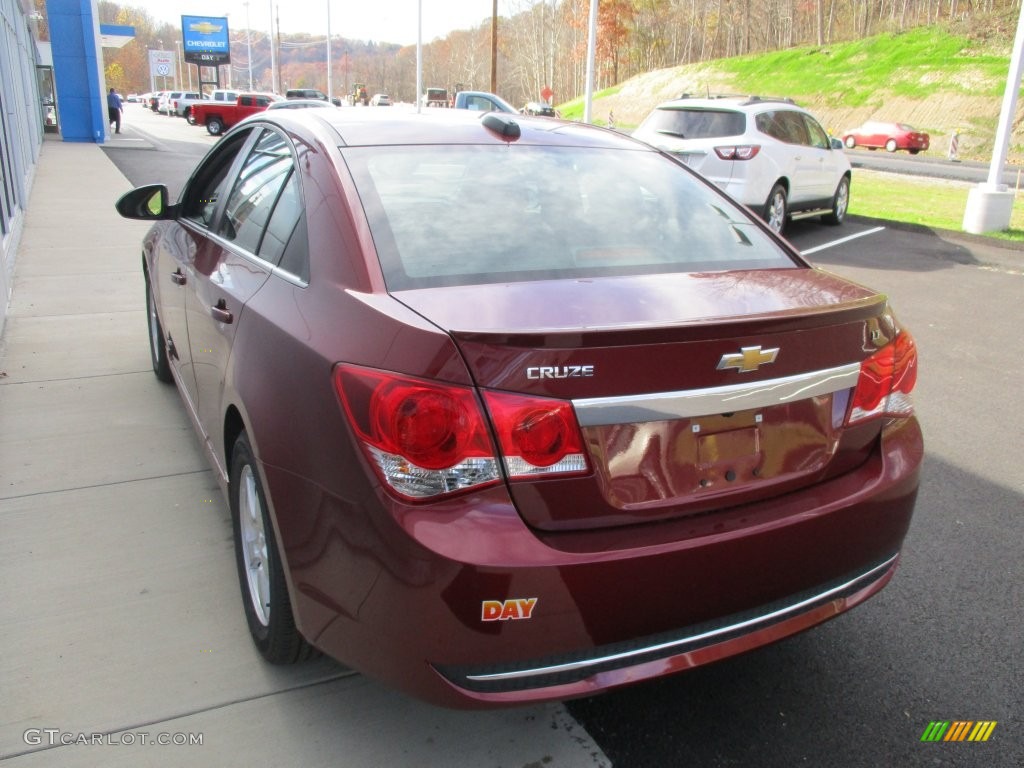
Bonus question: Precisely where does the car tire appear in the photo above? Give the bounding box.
[885,139,898,152]
[145,272,173,383]
[763,183,788,234]
[230,432,316,665]
[909,149,920,155]
[206,117,224,136]
[844,135,856,149]
[185,108,196,125]
[821,176,850,226]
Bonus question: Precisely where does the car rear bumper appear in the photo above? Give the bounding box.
[266,416,922,708]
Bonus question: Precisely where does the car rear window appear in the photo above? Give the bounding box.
[642,108,745,140]
[344,145,796,290]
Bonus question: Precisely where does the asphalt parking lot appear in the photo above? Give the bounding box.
[2,106,1021,767]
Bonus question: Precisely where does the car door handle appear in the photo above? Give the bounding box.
[170,270,187,286]
[210,301,233,324]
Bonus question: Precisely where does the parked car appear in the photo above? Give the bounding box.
[209,89,242,103]
[632,95,852,233]
[841,121,930,154]
[452,90,517,113]
[114,107,921,709]
[286,88,328,101]
[158,91,187,115]
[169,91,205,121]
[370,93,392,106]
[190,92,282,135]
[422,86,448,107]
[522,101,557,116]
[147,92,164,111]
[266,99,335,111]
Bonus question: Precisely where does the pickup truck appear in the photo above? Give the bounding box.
[169,92,207,122]
[452,91,517,113]
[191,93,281,135]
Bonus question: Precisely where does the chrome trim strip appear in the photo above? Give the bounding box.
[465,554,897,683]
[572,362,860,427]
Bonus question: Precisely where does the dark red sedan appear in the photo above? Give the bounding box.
[116,108,922,708]
[842,121,930,154]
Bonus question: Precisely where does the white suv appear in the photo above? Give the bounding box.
[633,95,851,233]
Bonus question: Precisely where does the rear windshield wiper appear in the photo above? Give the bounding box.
[656,129,687,138]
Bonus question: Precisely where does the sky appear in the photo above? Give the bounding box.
[150,0,502,47]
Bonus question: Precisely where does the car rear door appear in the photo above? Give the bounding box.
[185,127,302,448]
[756,110,818,204]
[801,113,845,199]
[159,129,261,411]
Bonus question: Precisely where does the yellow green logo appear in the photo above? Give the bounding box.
[920,721,997,742]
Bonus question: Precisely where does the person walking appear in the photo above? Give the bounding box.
[107,88,123,134]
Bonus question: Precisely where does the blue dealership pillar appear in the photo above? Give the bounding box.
[46,0,106,142]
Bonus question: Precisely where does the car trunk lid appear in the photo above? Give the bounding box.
[392,269,892,531]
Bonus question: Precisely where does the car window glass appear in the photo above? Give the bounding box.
[760,110,809,145]
[465,96,491,111]
[276,213,309,283]
[803,115,831,149]
[345,145,795,290]
[260,168,307,279]
[218,129,294,254]
[644,108,744,139]
[180,130,253,228]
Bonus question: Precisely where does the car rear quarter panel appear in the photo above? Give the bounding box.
[219,128,477,636]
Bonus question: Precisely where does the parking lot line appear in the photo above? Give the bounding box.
[801,225,886,256]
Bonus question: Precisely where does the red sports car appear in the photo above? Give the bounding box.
[116,108,922,708]
[842,121,930,154]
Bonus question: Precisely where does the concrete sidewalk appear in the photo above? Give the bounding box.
[0,139,610,767]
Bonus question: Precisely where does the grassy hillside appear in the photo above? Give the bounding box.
[560,23,1024,162]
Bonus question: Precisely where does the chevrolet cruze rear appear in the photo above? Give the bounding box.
[116,108,921,708]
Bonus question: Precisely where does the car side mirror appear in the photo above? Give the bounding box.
[115,184,173,220]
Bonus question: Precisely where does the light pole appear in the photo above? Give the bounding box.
[244,1,253,90]
[174,40,183,89]
[222,13,232,88]
[269,0,279,94]
[326,0,332,102]
[157,39,167,100]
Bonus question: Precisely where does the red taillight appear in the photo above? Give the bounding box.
[333,365,589,500]
[483,392,589,479]
[334,366,500,500]
[847,331,918,425]
[715,145,761,161]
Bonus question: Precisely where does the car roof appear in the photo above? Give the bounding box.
[654,95,804,113]
[267,99,334,109]
[249,107,648,150]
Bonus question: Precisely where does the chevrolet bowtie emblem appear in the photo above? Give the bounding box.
[717,346,779,373]
[189,22,224,34]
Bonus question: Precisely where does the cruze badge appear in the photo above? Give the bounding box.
[717,346,779,373]
[526,365,594,380]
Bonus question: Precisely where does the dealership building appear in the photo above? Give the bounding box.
[0,0,135,333]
